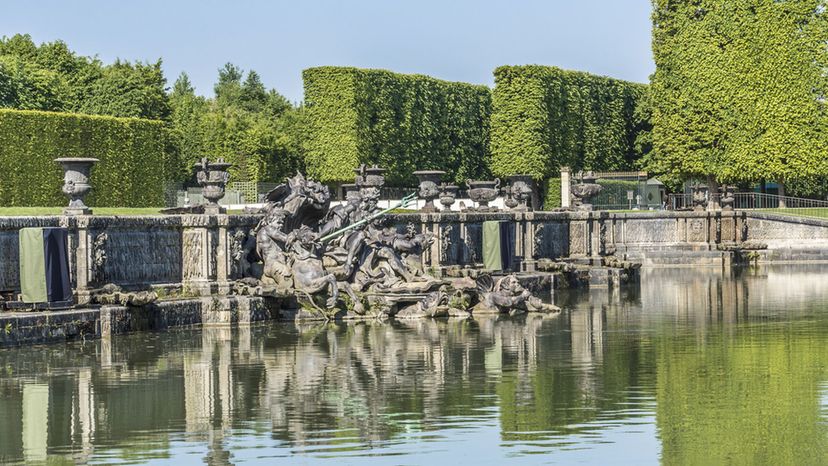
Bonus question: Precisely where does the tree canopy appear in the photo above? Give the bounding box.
[0,34,305,184]
[648,0,828,189]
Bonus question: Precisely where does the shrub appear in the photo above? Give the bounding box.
[303,66,492,186]
[0,109,175,207]
[543,177,562,209]
[490,65,648,181]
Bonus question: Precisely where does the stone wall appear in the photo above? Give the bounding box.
[0,217,62,292]
[0,214,260,298]
[1,210,826,297]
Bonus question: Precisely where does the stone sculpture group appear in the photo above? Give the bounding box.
[243,165,559,319]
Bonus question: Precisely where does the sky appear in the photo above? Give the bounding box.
[1,0,655,103]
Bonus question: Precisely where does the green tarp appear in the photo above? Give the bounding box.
[19,227,72,303]
[483,221,503,270]
[482,220,514,271]
[19,228,47,303]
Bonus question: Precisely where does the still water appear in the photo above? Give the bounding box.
[1,265,828,465]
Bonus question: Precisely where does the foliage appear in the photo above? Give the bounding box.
[171,67,304,184]
[0,34,170,121]
[75,59,170,120]
[490,65,649,181]
[303,66,492,186]
[0,109,173,207]
[0,36,306,189]
[649,0,828,186]
[543,178,562,209]
[656,324,828,465]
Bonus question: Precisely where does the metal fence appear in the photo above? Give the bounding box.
[228,182,279,204]
[667,192,828,219]
[586,171,655,211]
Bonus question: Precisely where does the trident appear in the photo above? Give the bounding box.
[319,192,418,243]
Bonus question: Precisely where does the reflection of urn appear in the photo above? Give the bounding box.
[55,157,99,215]
[466,179,501,211]
[195,157,232,215]
[505,174,534,211]
[413,170,445,212]
[570,171,603,211]
[439,184,459,211]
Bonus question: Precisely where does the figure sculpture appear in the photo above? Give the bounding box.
[246,167,557,320]
[474,274,560,315]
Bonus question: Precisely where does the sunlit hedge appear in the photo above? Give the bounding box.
[490,65,648,180]
[0,109,174,207]
[303,66,492,186]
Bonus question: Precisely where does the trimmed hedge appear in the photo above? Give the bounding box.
[649,1,828,186]
[0,109,174,207]
[543,177,562,209]
[490,65,648,180]
[303,67,491,186]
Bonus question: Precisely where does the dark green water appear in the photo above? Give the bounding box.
[1,265,828,465]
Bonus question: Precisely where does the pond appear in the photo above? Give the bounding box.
[1,265,827,465]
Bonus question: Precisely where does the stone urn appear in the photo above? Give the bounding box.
[439,184,459,211]
[505,174,535,211]
[195,157,232,215]
[55,157,99,215]
[466,179,501,211]
[341,183,359,200]
[720,185,735,211]
[355,164,386,188]
[570,171,604,211]
[413,170,445,212]
[691,184,707,211]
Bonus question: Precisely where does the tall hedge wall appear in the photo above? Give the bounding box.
[303,66,492,186]
[490,65,648,180]
[649,0,828,187]
[0,109,174,207]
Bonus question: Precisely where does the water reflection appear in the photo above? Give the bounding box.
[1,265,827,464]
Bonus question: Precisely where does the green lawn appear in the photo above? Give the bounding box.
[0,207,165,216]
[0,207,253,216]
[755,208,828,220]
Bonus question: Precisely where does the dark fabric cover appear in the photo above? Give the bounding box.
[499,220,515,271]
[21,227,71,303]
[42,228,72,302]
[483,220,515,271]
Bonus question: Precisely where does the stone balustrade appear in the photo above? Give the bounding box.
[1,210,826,299]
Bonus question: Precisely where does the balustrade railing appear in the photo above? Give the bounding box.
[666,192,828,219]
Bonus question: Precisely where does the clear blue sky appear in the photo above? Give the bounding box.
[2,0,655,103]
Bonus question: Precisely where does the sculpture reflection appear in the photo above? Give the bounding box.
[0,266,827,464]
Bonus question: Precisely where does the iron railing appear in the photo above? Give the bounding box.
[667,192,828,219]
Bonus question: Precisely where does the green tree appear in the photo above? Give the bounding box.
[199,63,303,183]
[76,59,170,120]
[169,72,207,179]
[0,34,170,121]
[649,0,828,191]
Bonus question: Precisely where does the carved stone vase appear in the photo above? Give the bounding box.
[413,170,445,212]
[506,174,534,211]
[196,157,232,215]
[570,171,603,211]
[466,179,501,211]
[720,185,735,211]
[355,165,386,188]
[55,157,99,215]
[439,184,459,211]
[691,184,708,211]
